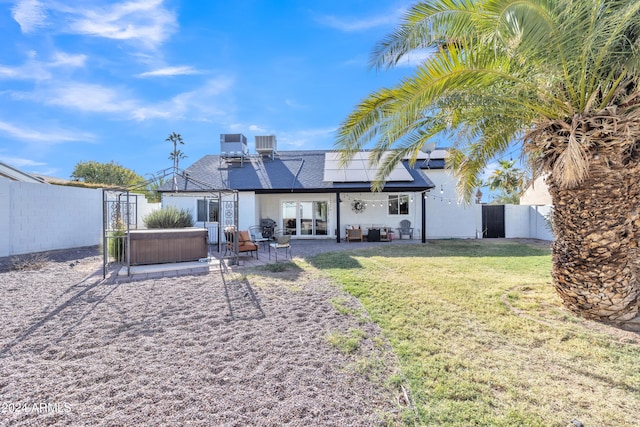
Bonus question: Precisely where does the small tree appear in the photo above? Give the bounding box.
[71,160,145,188]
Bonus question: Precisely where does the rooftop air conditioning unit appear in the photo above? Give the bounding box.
[255,135,277,159]
[220,133,248,159]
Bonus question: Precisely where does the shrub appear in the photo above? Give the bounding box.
[144,206,194,229]
[108,229,126,262]
[106,218,126,262]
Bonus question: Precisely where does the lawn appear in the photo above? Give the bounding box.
[309,240,640,426]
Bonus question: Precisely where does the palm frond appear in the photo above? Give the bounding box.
[371,0,484,69]
[338,0,640,198]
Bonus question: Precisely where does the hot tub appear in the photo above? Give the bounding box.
[128,228,208,265]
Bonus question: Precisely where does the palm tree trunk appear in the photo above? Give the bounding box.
[549,157,640,321]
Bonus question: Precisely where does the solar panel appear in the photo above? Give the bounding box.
[323,152,413,182]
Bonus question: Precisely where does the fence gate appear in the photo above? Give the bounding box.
[482,205,505,238]
[103,190,137,278]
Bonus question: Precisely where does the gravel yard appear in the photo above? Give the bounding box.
[0,247,403,426]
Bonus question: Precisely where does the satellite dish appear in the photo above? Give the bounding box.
[420,142,437,168]
[420,142,437,153]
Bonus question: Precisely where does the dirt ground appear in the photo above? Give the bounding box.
[0,248,404,426]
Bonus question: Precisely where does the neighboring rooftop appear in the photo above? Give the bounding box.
[0,162,47,184]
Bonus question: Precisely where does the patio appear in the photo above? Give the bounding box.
[221,237,424,268]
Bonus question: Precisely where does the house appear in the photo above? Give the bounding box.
[159,134,482,242]
[520,175,552,205]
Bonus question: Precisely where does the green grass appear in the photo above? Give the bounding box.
[327,328,367,354]
[311,240,640,427]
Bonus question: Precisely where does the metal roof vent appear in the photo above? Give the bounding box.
[255,135,277,159]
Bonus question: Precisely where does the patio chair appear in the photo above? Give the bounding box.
[345,227,363,242]
[398,220,414,239]
[249,225,271,250]
[269,234,291,261]
[224,227,259,259]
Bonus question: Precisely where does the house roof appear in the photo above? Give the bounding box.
[0,162,47,184]
[159,150,439,194]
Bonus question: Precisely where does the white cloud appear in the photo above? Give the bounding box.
[315,6,405,32]
[0,120,93,142]
[279,127,337,148]
[137,66,201,77]
[49,51,88,67]
[12,0,47,33]
[7,75,234,122]
[132,76,235,120]
[65,0,177,49]
[396,49,434,67]
[0,66,21,79]
[12,0,177,49]
[0,50,86,81]
[248,124,268,133]
[166,77,233,114]
[0,155,46,168]
[316,15,393,32]
[0,60,50,80]
[40,82,138,113]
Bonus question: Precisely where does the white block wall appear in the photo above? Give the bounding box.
[1,179,103,257]
[162,194,195,213]
[505,204,530,238]
[135,196,161,228]
[529,205,554,241]
[426,198,482,239]
[505,204,554,241]
[0,178,11,256]
[424,169,483,239]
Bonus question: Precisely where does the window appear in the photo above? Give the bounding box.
[388,194,409,215]
[197,199,219,222]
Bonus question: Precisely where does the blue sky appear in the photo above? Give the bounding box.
[0,0,435,181]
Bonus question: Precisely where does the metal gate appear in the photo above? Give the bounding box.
[103,190,137,278]
[482,205,505,238]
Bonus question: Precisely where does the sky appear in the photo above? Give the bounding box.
[0,0,438,182]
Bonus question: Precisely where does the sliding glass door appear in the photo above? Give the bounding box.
[282,200,328,236]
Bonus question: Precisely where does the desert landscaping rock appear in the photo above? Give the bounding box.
[0,248,402,426]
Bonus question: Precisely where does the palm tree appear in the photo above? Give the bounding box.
[166,132,186,191]
[166,132,186,170]
[487,159,526,204]
[336,0,640,321]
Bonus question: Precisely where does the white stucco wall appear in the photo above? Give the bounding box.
[520,175,552,205]
[505,204,530,238]
[0,178,11,257]
[2,181,103,257]
[161,193,195,212]
[238,192,257,230]
[135,196,160,227]
[529,205,554,241]
[423,169,483,239]
[338,192,419,238]
[162,192,256,238]
[504,204,554,241]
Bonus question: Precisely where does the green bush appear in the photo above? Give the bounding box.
[144,206,194,229]
[108,229,126,262]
